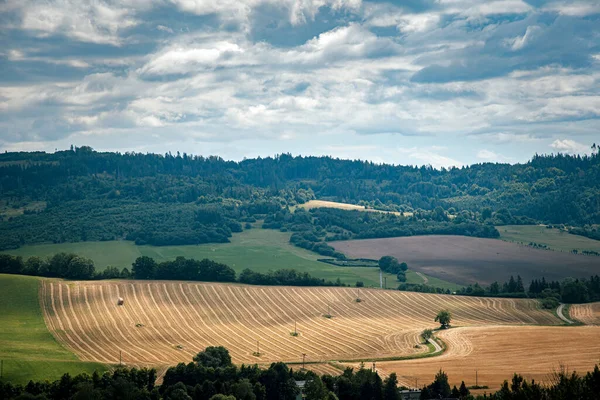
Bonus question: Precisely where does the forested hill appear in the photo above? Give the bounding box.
[0,146,599,250]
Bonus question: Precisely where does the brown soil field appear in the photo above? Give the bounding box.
[331,236,600,285]
[41,280,558,367]
[571,302,600,325]
[372,325,600,392]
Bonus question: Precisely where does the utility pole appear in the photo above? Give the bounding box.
[327,304,331,316]
[119,350,122,366]
[384,277,387,289]
[257,340,260,355]
[294,320,297,335]
[302,353,306,370]
[476,370,478,387]
[415,378,418,389]
[380,269,383,288]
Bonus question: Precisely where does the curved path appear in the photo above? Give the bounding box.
[415,272,429,284]
[427,337,443,353]
[557,304,574,324]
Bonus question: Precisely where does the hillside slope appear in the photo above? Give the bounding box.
[0,274,106,384]
[331,235,600,285]
[42,280,559,366]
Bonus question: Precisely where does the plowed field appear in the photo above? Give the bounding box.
[41,280,559,367]
[331,235,600,285]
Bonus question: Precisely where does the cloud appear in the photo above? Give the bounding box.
[157,25,174,34]
[1,0,599,166]
[395,146,464,168]
[542,1,600,16]
[550,139,591,154]
[138,41,245,77]
[17,0,143,45]
[474,132,543,144]
[169,0,362,27]
[505,25,541,51]
[476,149,513,162]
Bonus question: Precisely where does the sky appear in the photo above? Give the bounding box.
[1,0,599,168]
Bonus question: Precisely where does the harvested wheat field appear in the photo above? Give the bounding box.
[41,280,558,367]
[331,236,600,285]
[571,302,600,325]
[372,325,600,391]
[296,200,407,216]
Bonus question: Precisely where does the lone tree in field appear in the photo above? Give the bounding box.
[435,310,452,329]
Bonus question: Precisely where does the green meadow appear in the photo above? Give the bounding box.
[498,225,600,253]
[3,229,398,287]
[0,274,107,384]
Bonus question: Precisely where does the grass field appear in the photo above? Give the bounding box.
[498,225,600,253]
[405,270,462,291]
[373,325,600,391]
[3,229,398,287]
[0,274,106,384]
[331,235,600,286]
[42,280,560,367]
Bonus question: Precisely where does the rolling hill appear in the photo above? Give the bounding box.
[41,280,559,367]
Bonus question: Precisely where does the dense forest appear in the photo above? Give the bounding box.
[1,346,599,400]
[0,146,599,251]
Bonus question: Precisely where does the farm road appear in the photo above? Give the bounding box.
[428,338,443,354]
[415,272,429,284]
[557,304,574,324]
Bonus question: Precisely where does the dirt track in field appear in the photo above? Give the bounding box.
[40,280,559,367]
[331,236,600,285]
[372,325,600,391]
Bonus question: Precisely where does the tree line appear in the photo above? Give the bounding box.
[1,146,600,250]
[1,345,599,399]
[0,254,347,288]
[401,275,600,307]
[3,252,598,304]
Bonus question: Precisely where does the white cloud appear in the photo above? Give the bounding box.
[169,0,361,26]
[157,25,174,34]
[460,0,532,17]
[397,13,440,33]
[19,0,142,45]
[543,1,600,16]
[7,49,91,68]
[395,146,464,168]
[476,132,542,144]
[550,139,591,154]
[476,149,512,162]
[139,42,245,76]
[505,25,541,51]
[477,149,499,160]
